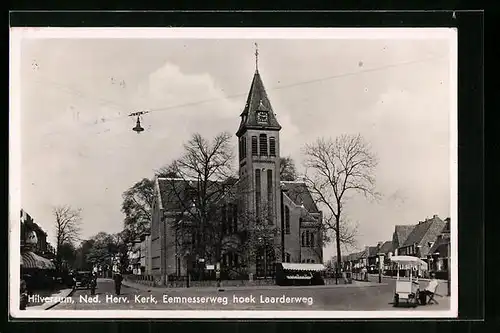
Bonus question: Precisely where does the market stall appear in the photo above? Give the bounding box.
[276,263,326,286]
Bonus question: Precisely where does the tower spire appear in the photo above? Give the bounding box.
[254,42,259,72]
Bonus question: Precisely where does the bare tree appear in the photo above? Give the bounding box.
[53,205,82,269]
[155,164,180,178]
[303,134,379,279]
[162,132,236,271]
[236,203,281,275]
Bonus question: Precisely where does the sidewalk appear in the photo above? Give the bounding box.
[368,273,449,283]
[26,288,74,310]
[123,278,387,293]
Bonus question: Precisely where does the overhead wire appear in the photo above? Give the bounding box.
[27,54,447,134]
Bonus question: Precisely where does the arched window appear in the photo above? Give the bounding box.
[285,206,290,234]
[311,259,315,263]
[306,259,311,263]
[301,232,305,247]
[285,253,291,263]
[267,169,273,224]
[251,136,258,156]
[310,233,315,248]
[255,169,261,218]
[259,134,268,156]
[269,137,276,156]
[242,137,247,158]
[306,230,310,247]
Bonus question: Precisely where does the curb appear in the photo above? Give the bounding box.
[122,280,388,293]
[44,288,75,310]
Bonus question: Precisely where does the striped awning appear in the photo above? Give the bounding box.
[286,275,312,280]
[281,263,326,272]
[21,251,56,270]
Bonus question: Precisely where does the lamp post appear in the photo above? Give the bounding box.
[280,184,286,263]
[185,250,190,288]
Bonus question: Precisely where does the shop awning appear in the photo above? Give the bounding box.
[281,263,326,272]
[286,275,312,280]
[21,251,56,270]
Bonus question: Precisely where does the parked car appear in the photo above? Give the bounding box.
[74,271,92,290]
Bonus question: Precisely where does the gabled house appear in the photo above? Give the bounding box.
[377,240,394,271]
[392,224,416,255]
[397,215,446,259]
[366,244,382,272]
[427,217,451,273]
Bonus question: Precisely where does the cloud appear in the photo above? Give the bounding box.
[21,60,244,242]
[18,37,452,254]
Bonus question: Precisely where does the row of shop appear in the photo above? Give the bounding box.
[331,215,451,279]
[19,209,71,308]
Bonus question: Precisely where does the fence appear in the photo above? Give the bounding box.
[125,274,276,288]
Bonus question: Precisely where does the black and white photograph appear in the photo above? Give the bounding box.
[9,28,457,318]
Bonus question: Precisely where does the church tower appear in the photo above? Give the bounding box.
[236,45,282,275]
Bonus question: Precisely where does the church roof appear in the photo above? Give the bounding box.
[299,207,318,222]
[156,177,234,212]
[236,70,281,136]
[281,181,319,213]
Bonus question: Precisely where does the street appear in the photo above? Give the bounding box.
[52,277,450,311]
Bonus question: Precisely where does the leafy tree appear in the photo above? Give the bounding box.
[75,239,95,270]
[280,156,298,181]
[58,242,77,268]
[121,178,154,240]
[86,232,115,267]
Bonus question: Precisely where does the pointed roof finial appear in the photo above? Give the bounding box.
[254,42,259,72]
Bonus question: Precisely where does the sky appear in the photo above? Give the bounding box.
[13,29,454,261]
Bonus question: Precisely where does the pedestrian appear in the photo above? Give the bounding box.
[90,272,97,295]
[113,272,123,295]
[361,266,368,281]
[420,272,439,305]
[20,279,28,310]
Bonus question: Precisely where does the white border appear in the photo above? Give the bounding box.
[9,27,458,319]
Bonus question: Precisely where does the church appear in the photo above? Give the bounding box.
[150,56,323,283]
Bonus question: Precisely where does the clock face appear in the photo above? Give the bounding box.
[257,112,268,123]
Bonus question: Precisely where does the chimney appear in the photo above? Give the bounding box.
[433,214,438,218]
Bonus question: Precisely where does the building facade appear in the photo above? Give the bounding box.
[139,232,152,275]
[149,65,322,283]
[396,215,446,259]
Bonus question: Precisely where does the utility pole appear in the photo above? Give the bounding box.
[447,241,451,296]
[280,185,286,263]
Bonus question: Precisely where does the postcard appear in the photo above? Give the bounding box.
[9,27,457,318]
